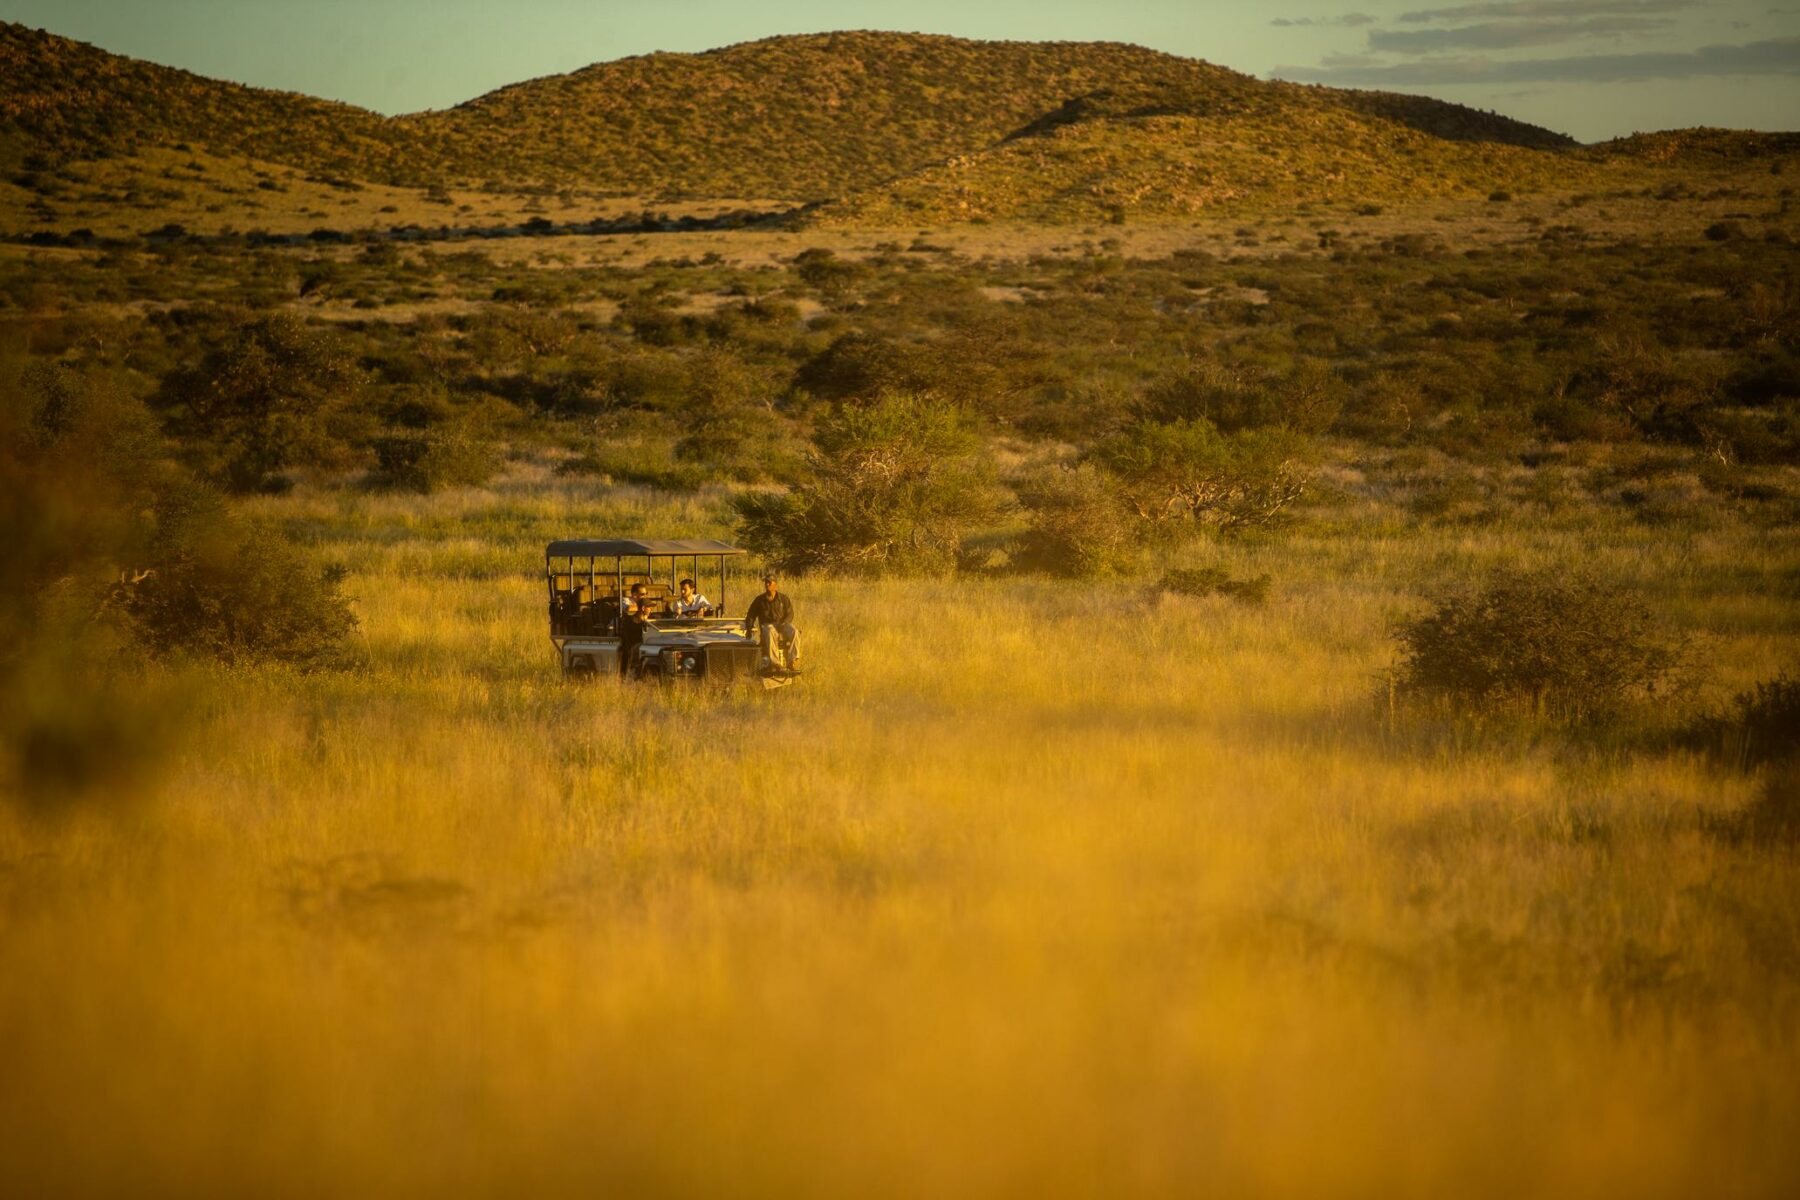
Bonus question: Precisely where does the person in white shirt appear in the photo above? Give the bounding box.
[671,577,712,618]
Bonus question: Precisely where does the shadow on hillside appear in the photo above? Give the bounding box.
[1000,86,1577,151]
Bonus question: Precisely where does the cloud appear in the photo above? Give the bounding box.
[1271,34,1800,84]
[1398,0,1698,20]
[1370,15,1674,51]
[1270,13,1377,26]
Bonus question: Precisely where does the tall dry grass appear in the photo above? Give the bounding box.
[1,469,1796,1197]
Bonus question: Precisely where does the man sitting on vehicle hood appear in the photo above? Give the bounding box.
[744,572,799,671]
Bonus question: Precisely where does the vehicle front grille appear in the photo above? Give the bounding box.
[704,643,759,682]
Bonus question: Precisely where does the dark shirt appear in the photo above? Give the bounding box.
[745,590,794,629]
[618,604,650,644]
[617,605,649,673]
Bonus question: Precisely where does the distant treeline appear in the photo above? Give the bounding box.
[7,208,796,250]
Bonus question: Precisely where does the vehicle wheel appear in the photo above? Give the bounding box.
[565,658,597,683]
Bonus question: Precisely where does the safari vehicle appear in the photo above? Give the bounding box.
[545,538,794,686]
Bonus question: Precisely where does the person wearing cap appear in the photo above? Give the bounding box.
[744,571,799,671]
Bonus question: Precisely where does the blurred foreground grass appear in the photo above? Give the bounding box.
[2,470,1797,1197]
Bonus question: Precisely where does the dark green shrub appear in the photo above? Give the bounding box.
[1708,762,1800,846]
[1092,419,1316,533]
[1335,374,1421,442]
[1694,672,1800,770]
[671,349,791,481]
[1012,463,1139,578]
[1393,572,1681,718]
[1137,359,1262,426]
[1137,358,1343,435]
[792,247,865,296]
[598,348,692,413]
[1158,567,1270,605]
[734,392,1002,574]
[363,380,503,493]
[792,329,1033,417]
[553,444,710,491]
[118,537,356,669]
[1732,674,1800,765]
[160,312,368,492]
[2,359,357,808]
[370,425,499,493]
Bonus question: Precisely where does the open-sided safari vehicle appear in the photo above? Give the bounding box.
[546,538,794,687]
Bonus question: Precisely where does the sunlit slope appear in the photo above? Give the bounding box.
[395,32,1569,198]
[1591,127,1800,165]
[811,100,1605,225]
[0,22,424,181]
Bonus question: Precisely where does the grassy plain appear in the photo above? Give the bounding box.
[2,459,1796,1196]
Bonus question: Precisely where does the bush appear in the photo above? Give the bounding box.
[1157,567,1270,605]
[1392,572,1681,718]
[792,329,1036,418]
[1092,418,1316,533]
[671,349,792,481]
[1730,674,1800,763]
[1137,358,1344,435]
[159,312,368,492]
[2,360,358,807]
[1552,335,1724,447]
[792,247,865,297]
[1693,672,1800,769]
[118,525,358,669]
[364,382,501,493]
[733,392,1003,574]
[1012,463,1139,577]
[89,472,357,668]
[370,425,499,493]
[1709,762,1800,846]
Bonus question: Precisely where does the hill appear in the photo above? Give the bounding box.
[0,22,422,182]
[392,32,1572,199]
[1591,127,1800,165]
[809,81,1606,225]
[3,23,1792,232]
[3,24,1580,203]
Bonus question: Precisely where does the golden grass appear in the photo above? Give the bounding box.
[2,468,1797,1196]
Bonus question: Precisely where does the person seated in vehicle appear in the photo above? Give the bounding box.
[618,583,652,675]
[672,577,712,618]
[744,571,799,671]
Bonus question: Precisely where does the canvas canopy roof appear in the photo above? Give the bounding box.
[545,538,745,558]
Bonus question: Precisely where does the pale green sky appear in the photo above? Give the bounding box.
[3,0,1795,142]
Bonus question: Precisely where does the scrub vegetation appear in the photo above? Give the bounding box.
[1,21,1798,1200]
